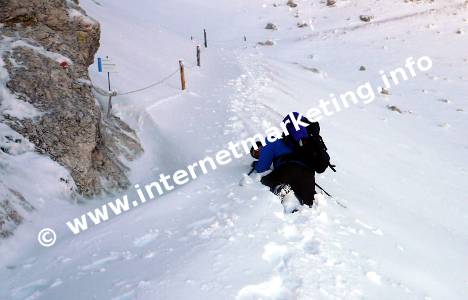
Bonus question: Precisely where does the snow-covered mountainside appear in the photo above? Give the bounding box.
[1,0,467,299]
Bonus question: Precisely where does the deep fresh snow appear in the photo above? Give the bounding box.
[1,0,468,299]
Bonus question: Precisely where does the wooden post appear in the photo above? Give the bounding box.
[196,45,201,67]
[203,29,207,48]
[179,60,186,90]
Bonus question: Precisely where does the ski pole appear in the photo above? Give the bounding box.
[315,183,331,197]
[315,183,347,208]
[247,167,255,176]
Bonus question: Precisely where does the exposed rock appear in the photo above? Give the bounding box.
[265,22,278,30]
[327,0,337,6]
[456,28,464,34]
[0,186,34,238]
[359,65,366,71]
[380,87,391,95]
[287,0,298,8]
[258,40,276,46]
[359,15,374,22]
[297,21,309,28]
[386,105,402,113]
[308,68,327,78]
[0,0,143,198]
[438,98,450,103]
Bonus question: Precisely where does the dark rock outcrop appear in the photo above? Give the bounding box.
[0,185,34,238]
[287,0,298,8]
[265,22,278,30]
[0,0,143,203]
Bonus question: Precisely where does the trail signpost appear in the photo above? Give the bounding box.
[97,56,118,118]
[97,56,118,91]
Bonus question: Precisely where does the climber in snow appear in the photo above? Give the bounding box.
[250,112,334,207]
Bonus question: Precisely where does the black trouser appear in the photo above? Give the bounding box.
[260,163,316,206]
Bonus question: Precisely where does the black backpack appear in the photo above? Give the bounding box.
[284,121,334,174]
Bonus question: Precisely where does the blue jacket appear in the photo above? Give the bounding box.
[255,139,293,173]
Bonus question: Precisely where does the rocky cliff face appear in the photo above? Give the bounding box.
[0,0,143,236]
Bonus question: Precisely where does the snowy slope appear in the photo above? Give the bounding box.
[1,0,468,299]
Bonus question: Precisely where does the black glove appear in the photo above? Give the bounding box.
[251,161,257,168]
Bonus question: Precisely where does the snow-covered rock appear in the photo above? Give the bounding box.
[0,0,143,199]
[265,22,278,30]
